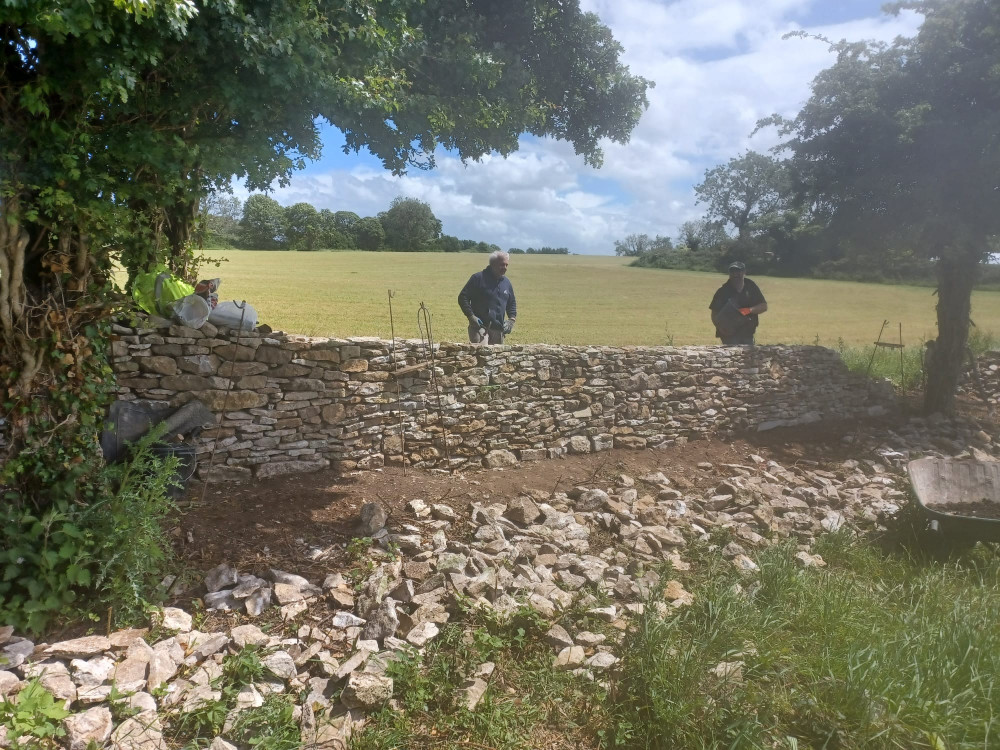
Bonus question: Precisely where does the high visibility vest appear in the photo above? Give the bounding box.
[132,266,194,317]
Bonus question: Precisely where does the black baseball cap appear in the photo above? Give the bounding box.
[728,261,746,271]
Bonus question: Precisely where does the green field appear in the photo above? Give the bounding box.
[193,250,1000,348]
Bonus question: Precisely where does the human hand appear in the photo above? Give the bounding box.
[470,316,484,327]
[739,307,753,316]
[503,319,515,334]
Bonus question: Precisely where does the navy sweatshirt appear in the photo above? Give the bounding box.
[458,268,516,329]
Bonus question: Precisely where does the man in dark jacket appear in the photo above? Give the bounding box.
[709,261,767,345]
[458,250,517,344]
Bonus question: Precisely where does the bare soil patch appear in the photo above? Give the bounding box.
[176,437,772,582]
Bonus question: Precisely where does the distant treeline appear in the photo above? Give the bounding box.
[612,150,1000,288]
[202,194,570,255]
[617,227,1000,289]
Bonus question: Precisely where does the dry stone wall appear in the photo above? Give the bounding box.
[111,320,896,481]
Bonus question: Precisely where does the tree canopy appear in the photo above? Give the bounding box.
[0,0,650,631]
[694,151,789,240]
[239,195,287,250]
[379,197,442,252]
[770,0,1000,412]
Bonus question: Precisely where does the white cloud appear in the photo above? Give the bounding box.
[252,1,923,254]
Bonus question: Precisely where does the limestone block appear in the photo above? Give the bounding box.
[255,346,294,365]
[138,356,178,376]
[191,390,268,411]
[173,354,218,375]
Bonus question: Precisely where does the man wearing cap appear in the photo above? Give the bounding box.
[709,261,767,345]
[458,250,517,344]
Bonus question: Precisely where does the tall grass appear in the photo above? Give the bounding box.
[836,328,998,390]
[604,534,1000,749]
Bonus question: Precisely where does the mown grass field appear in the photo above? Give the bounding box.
[194,250,1000,348]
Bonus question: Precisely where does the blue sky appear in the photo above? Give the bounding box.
[238,0,922,254]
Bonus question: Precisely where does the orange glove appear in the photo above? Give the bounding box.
[739,307,753,316]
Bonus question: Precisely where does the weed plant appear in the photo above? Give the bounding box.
[169,647,298,749]
[603,533,1000,749]
[225,695,300,750]
[86,428,182,626]
[0,428,181,633]
[0,679,70,747]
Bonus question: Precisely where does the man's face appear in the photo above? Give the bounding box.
[729,269,745,288]
[490,257,509,277]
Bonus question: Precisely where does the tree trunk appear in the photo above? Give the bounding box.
[924,249,980,414]
[164,190,201,281]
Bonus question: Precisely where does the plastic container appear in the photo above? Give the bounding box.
[170,294,212,329]
[208,300,258,330]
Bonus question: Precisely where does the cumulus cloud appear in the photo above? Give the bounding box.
[244,1,922,254]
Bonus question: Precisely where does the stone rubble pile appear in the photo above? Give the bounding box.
[959,350,1000,406]
[3,412,997,749]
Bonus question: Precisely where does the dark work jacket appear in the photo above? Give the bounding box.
[458,268,516,329]
[709,278,766,337]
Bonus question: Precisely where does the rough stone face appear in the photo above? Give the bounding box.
[543,624,574,649]
[322,403,347,423]
[360,598,399,643]
[146,652,178,692]
[262,651,297,680]
[230,625,268,648]
[71,655,115,686]
[45,635,111,659]
[193,389,268,411]
[405,622,439,647]
[341,672,394,710]
[504,497,541,526]
[138,356,178,376]
[0,671,20,697]
[255,459,329,480]
[553,646,586,671]
[111,714,167,750]
[575,489,610,512]
[27,661,77,703]
[64,706,113,750]
[204,563,239,593]
[359,502,388,536]
[158,607,192,632]
[484,449,519,469]
[458,677,489,710]
[240,585,271,616]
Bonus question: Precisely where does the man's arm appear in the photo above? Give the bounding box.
[746,281,767,315]
[506,284,517,322]
[458,276,477,320]
[709,287,726,312]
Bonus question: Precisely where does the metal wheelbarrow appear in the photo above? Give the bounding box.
[906,457,1000,543]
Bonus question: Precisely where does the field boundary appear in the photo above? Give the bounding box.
[113,320,897,480]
